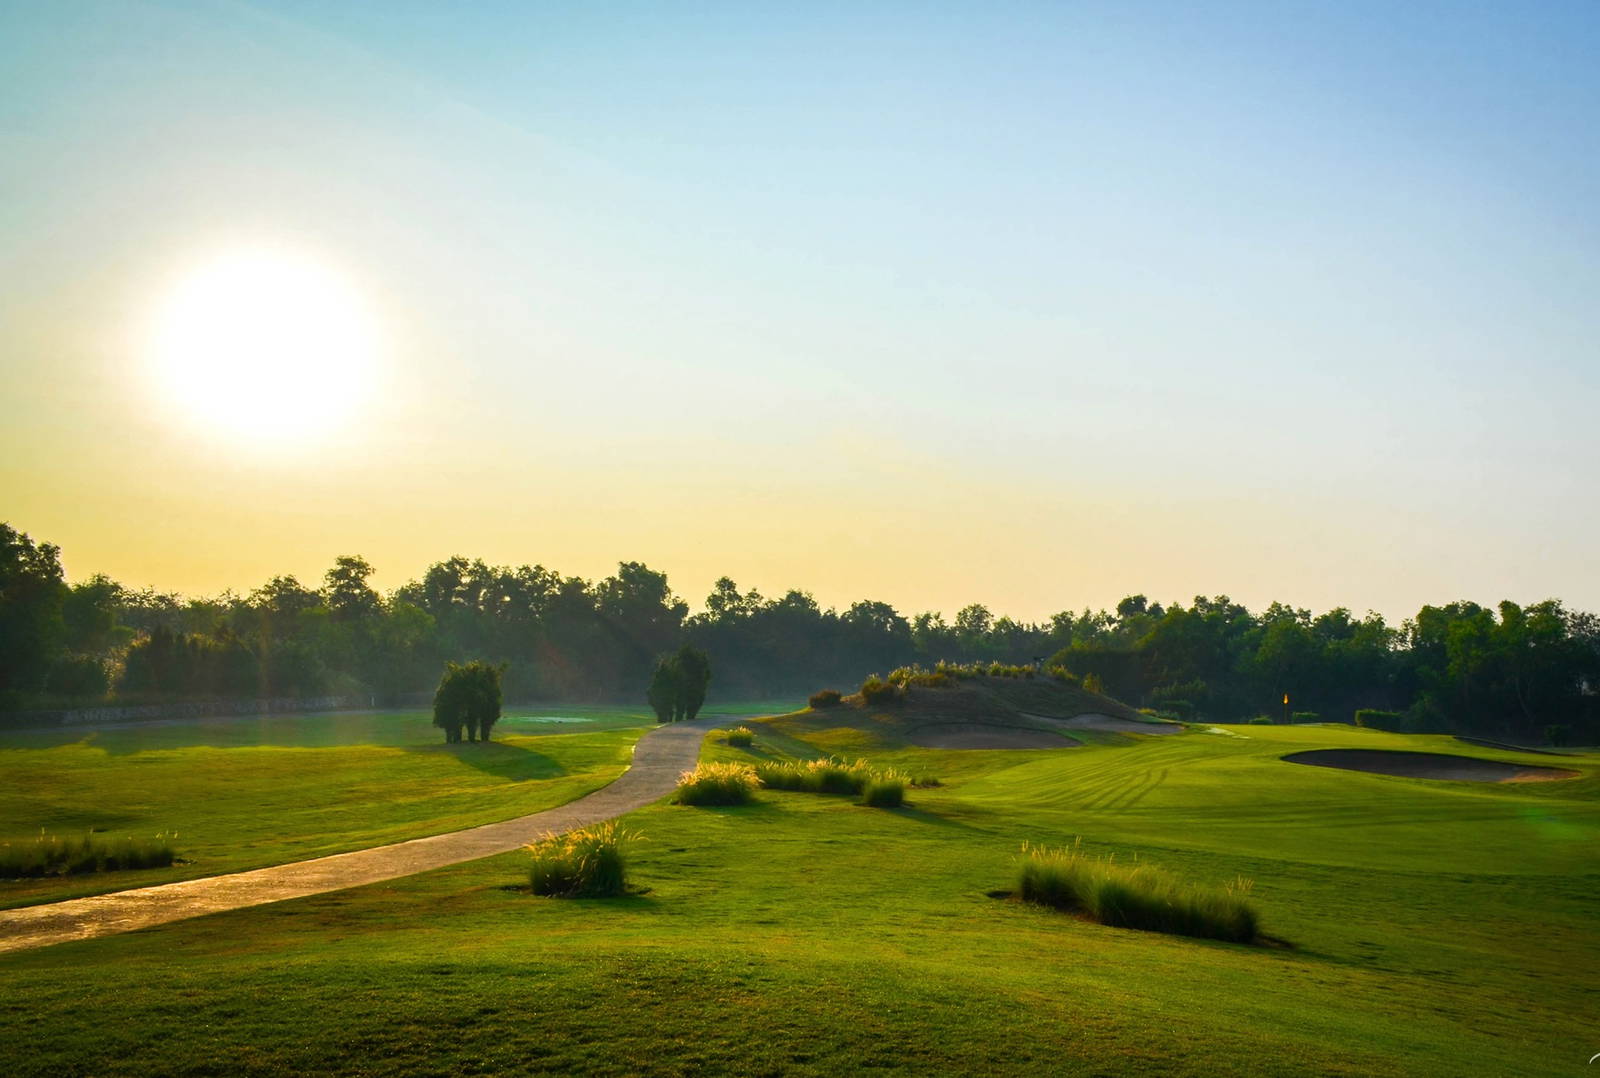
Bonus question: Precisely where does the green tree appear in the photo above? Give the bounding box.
[0,523,67,696]
[643,645,712,722]
[432,660,505,743]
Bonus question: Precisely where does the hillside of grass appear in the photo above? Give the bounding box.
[778,674,1160,751]
[2,721,1594,1075]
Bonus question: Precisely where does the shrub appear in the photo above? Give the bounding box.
[754,758,872,796]
[861,773,906,808]
[808,689,842,709]
[1291,711,1319,724]
[725,726,754,748]
[0,830,176,879]
[1545,724,1572,747]
[1046,665,1081,687]
[1248,715,1274,725]
[674,762,758,806]
[526,822,632,897]
[1354,709,1405,732]
[888,665,955,689]
[1016,842,1258,943]
[859,675,900,706]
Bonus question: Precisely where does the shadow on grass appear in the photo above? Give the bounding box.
[404,741,567,782]
[884,805,986,833]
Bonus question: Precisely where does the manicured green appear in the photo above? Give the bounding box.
[0,716,1595,1075]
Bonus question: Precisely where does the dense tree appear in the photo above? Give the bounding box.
[0,524,67,695]
[432,661,504,743]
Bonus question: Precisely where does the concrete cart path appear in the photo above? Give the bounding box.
[0,717,724,955]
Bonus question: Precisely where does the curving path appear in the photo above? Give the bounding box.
[0,716,724,955]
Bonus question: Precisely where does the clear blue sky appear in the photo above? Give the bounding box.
[2,1,1597,622]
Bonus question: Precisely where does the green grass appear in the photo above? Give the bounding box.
[1016,840,1258,942]
[0,830,176,878]
[0,716,1596,1074]
[0,707,652,908]
[673,762,759,806]
[526,822,632,898]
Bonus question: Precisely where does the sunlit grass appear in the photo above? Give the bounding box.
[526,823,633,898]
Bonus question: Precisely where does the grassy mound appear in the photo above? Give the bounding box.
[526,822,632,897]
[1017,842,1258,943]
[777,673,1165,750]
[0,831,176,879]
[674,762,759,806]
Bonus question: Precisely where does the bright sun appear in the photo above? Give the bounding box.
[148,246,378,445]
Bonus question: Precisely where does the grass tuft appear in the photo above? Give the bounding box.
[725,726,754,748]
[1017,841,1258,943]
[860,773,906,808]
[526,822,633,897]
[0,830,176,878]
[674,762,759,806]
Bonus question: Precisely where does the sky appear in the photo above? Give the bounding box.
[3,0,1598,624]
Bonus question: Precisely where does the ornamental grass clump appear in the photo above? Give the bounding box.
[725,726,754,748]
[674,762,758,806]
[526,822,632,897]
[860,772,907,808]
[1016,841,1258,943]
[0,830,176,878]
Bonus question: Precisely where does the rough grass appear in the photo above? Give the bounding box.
[724,726,754,748]
[674,762,758,806]
[526,822,632,898]
[0,831,176,878]
[1017,841,1258,942]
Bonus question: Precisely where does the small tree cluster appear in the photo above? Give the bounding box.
[646,644,712,723]
[433,660,505,743]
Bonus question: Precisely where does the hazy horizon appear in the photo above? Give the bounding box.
[5,1,1597,625]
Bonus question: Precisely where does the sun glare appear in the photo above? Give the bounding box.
[148,246,378,446]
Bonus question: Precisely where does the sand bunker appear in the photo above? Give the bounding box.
[905,723,1073,749]
[1283,749,1578,783]
[1024,713,1184,736]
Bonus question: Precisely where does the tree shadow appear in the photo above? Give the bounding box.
[402,740,567,781]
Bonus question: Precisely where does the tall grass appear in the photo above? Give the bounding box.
[674,762,759,806]
[755,758,916,808]
[1016,841,1258,943]
[526,822,633,897]
[754,758,870,795]
[0,830,177,878]
[860,773,906,808]
[808,689,843,709]
[724,726,754,748]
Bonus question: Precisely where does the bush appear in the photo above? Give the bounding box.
[861,773,906,808]
[1545,724,1571,747]
[1354,709,1405,732]
[0,830,176,879]
[859,675,900,705]
[808,689,842,709]
[1017,842,1258,943]
[1248,716,1274,725]
[888,665,955,690]
[725,726,754,748]
[754,758,871,796]
[1291,711,1319,724]
[526,822,632,897]
[674,762,758,806]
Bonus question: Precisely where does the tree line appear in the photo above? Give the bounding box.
[2,522,1596,741]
